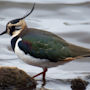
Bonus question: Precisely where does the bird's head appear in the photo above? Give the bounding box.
[0,3,35,37]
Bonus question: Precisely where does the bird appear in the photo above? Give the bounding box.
[0,3,90,86]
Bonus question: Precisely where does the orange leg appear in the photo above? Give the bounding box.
[64,57,75,61]
[32,68,48,86]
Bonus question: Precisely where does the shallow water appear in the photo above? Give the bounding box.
[0,0,90,90]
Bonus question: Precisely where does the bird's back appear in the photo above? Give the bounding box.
[18,28,90,62]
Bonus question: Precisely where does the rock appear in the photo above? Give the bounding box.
[71,78,88,90]
[0,66,37,90]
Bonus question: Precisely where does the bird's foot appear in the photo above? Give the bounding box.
[42,68,47,86]
[32,68,47,87]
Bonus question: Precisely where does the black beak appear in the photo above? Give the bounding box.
[20,3,35,20]
[0,30,7,35]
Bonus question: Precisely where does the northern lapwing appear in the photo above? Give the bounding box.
[0,3,90,86]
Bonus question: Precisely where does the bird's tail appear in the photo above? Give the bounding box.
[68,44,90,58]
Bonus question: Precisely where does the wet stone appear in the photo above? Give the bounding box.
[71,78,88,90]
[0,66,37,90]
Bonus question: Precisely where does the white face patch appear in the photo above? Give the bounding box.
[12,29,22,38]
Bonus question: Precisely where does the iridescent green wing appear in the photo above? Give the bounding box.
[19,29,72,62]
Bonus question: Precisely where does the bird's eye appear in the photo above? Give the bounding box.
[9,26,15,30]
